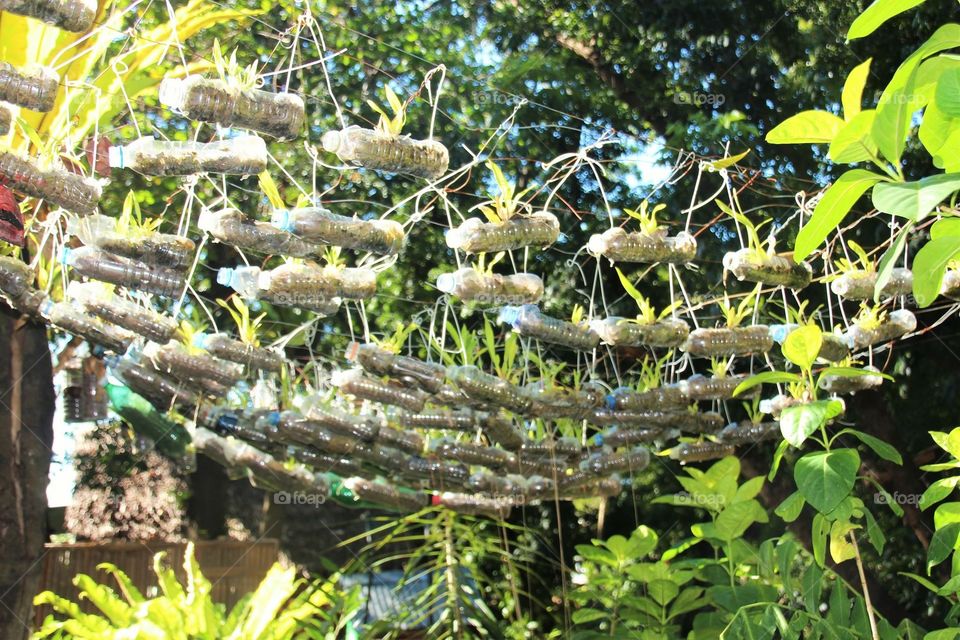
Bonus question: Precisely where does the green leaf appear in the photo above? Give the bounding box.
[874,221,914,301]
[716,500,762,540]
[783,324,822,370]
[571,607,609,624]
[864,509,886,554]
[616,267,643,304]
[829,519,859,564]
[733,371,802,397]
[767,110,846,144]
[811,514,830,567]
[733,476,765,503]
[775,491,806,523]
[921,477,960,511]
[258,171,285,209]
[931,217,960,239]
[769,439,791,481]
[847,0,927,39]
[708,149,750,170]
[648,579,680,606]
[835,428,902,463]
[780,400,844,448]
[794,170,886,260]
[936,68,960,117]
[829,110,879,163]
[795,449,861,514]
[872,173,960,221]
[927,522,960,571]
[930,428,960,458]
[913,235,960,307]
[842,58,873,119]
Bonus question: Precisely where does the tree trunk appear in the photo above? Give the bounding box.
[0,304,55,639]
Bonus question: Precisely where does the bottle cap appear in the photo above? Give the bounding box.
[216,268,234,287]
[344,341,361,362]
[321,130,342,153]
[158,77,185,110]
[192,332,210,350]
[270,209,292,232]
[58,246,72,266]
[196,209,216,234]
[435,273,455,294]
[107,145,124,169]
[444,227,464,249]
[496,305,521,327]
[586,233,606,256]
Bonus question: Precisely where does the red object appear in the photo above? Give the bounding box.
[85,136,112,176]
[0,186,24,246]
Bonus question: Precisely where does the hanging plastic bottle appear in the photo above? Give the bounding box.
[819,365,884,394]
[0,150,101,215]
[845,309,916,350]
[607,384,688,412]
[68,214,196,271]
[768,324,849,363]
[271,206,406,256]
[682,325,773,358]
[322,126,449,179]
[346,342,446,394]
[436,267,544,305]
[0,0,97,32]
[0,255,34,301]
[587,227,697,264]
[287,445,365,478]
[277,412,362,455]
[717,421,781,445]
[110,358,198,409]
[217,265,342,315]
[377,425,425,455]
[435,492,514,519]
[63,356,108,423]
[0,62,58,112]
[430,438,518,469]
[40,299,134,354]
[68,282,177,344]
[198,208,325,258]
[192,332,283,373]
[62,246,186,298]
[831,268,913,301]
[580,447,651,475]
[108,135,268,176]
[520,437,582,458]
[354,441,408,473]
[159,75,305,140]
[448,365,531,414]
[942,270,960,300]
[520,475,556,501]
[335,369,428,412]
[391,407,480,431]
[559,476,622,500]
[678,374,758,401]
[498,304,600,351]
[446,212,560,254]
[590,316,690,348]
[0,104,10,136]
[669,442,736,463]
[302,404,382,441]
[143,341,244,388]
[480,411,526,449]
[723,249,812,289]
[429,383,488,409]
[193,427,240,470]
[341,477,429,511]
[402,456,470,487]
[106,384,192,458]
[588,407,724,434]
[260,261,375,300]
[522,382,605,419]
[758,394,800,420]
[594,426,668,449]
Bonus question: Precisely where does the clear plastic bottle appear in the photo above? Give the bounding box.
[520,437,582,458]
[588,408,723,434]
[69,282,178,344]
[590,316,689,348]
[498,304,600,351]
[301,405,382,441]
[522,382,604,419]
[436,267,544,305]
[429,383,488,409]
[377,426,425,455]
[198,208,325,258]
[448,365,531,414]
[669,442,736,463]
[0,149,101,215]
[607,384,688,412]
[830,268,913,301]
[143,341,244,388]
[723,249,812,289]
[346,342,446,394]
[68,214,195,270]
[845,309,916,350]
[353,441,408,473]
[391,407,479,431]
[466,471,526,497]
[436,492,514,519]
[193,332,283,373]
[514,455,572,478]
[262,262,375,301]
[341,477,429,511]
[402,456,470,487]
[0,255,34,300]
[587,227,697,264]
[558,476,622,500]
[287,444,364,477]
[0,62,58,112]
[520,475,556,501]
[159,76,305,140]
[678,374,758,401]
[0,103,10,135]
[769,324,850,363]
[579,447,650,475]
[277,413,362,455]
[336,369,428,412]
[480,411,526,449]
[322,126,449,179]
[717,421,781,445]
[430,438,517,469]
[0,0,97,32]
[40,299,134,354]
[446,212,560,254]
[11,287,47,316]
[682,325,773,358]
[110,358,198,409]
[217,266,342,315]
[594,426,668,448]
[819,365,884,394]
[272,206,406,256]
[941,270,960,300]
[63,246,185,298]
[108,135,268,176]
[759,394,799,419]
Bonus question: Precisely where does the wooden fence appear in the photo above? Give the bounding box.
[34,539,279,626]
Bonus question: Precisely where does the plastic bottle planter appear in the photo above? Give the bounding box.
[717,421,781,445]
[558,476,622,500]
[466,471,527,497]
[112,359,197,409]
[0,62,58,112]
[587,227,697,265]
[108,135,268,176]
[346,342,446,394]
[336,370,428,413]
[69,214,195,270]
[759,394,799,420]
[590,316,689,349]
[448,365,531,414]
[669,442,736,463]
[942,271,960,300]
[391,407,479,431]
[268,262,377,301]
[144,341,244,388]
[63,356,108,423]
[0,104,10,136]
[678,374,759,402]
[480,412,527,450]
[768,324,850,363]
[198,208,325,258]
[376,426,425,456]
[0,255,34,301]
[580,447,651,475]
[287,445,364,477]
[588,407,724,434]
[431,438,518,469]
[520,437,583,459]
[429,383,488,409]
[607,385,688,412]
[272,207,406,256]
[436,267,544,305]
[520,475,556,502]
[63,246,185,298]
[301,405,382,442]
[498,304,600,351]
[723,249,813,289]
[446,212,560,254]
[831,268,913,301]
[160,76,305,140]
[401,456,470,487]
[342,477,429,511]
[217,266,341,315]
[39,300,134,354]
[682,325,773,358]
[0,150,102,215]
[595,426,668,449]
[322,126,449,179]
[522,382,605,419]
[352,441,408,473]
[70,283,178,344]
[819,366,884,395]
[277,415,362,456]
[191,332,282,373]
[845,309,917,350]
[435,492,514,519]
[0,0,97,32]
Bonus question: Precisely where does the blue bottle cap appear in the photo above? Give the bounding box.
[191,332,210,350]
[216,268,234,287]
[497,305,521,327]
[270,210,292,232]
[59,247,72,266]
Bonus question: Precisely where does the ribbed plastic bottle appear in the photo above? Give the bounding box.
[391,407,479,431]
[831,268,913,301]
[198,208,325,258]
[942,271,960,300]
[271,206,406,256]
[430,438,518,469]
[0,150,102,215]
[759,394,799,419]
[264,262,376,300]
[480,411,527,449]
[590,316,690,348]
[217,266,342,315]
[193,332,283,373]
[0,0,97,32]
[522,382,604,419]
[436,267,544,305]
[559,476,622,500]
[669,442,736,463]
[498,304,600,351]
[0,255,34,301]
[193,427,238,469]
[723,249,812,289]
[68,214,195,271]
[159,76,305,140]
[0,104,10,136]
[346,342,446,394]
[402,456,470,486]
[39,299,134,354]
[580,447,650,475]
[466,471,526,496]
[819,365,884,394]
[63,246,186,298]
[277,412,362,455]
[845,309,916,350]
[341,477,429,511]
[322,126,449,179]
[435,492,514,519]
[678,374,758,401]
[448,365,531,414]
[108,135,268,176]
[69,282,178,344]
[352,441,408,473]
[144,341,244,388]
[376,425,425,455]
[594,426,667,449]
[0,62,58,112]
[287,445,364,477]
[520,437,582,458]
[446,212,560,254]
[717,421,781,445]
[336,369,428,412]
[302,404,382,441]
[768,324,850,363]
[587,227,697,264]
[607,384,688,412]
[520,475,556,501]
[110,358,198,409]
[682,325,773,358]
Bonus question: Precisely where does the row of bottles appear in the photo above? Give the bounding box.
[0,0,97,33]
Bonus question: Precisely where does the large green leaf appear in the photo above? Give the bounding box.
[847,0,927,39]
[733,371,802,397]
[766,110,845,144]
[912,235,960,307]
[779,400,844,448]
[936,67,960,116]
[794,449,861,514]
[829,110,879,163]
[927,522,960,571]
[872,173,960,221]
[919,100,960,170]
[842,58,873,119]
[782,324,822,370]
[794,170,886,260]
